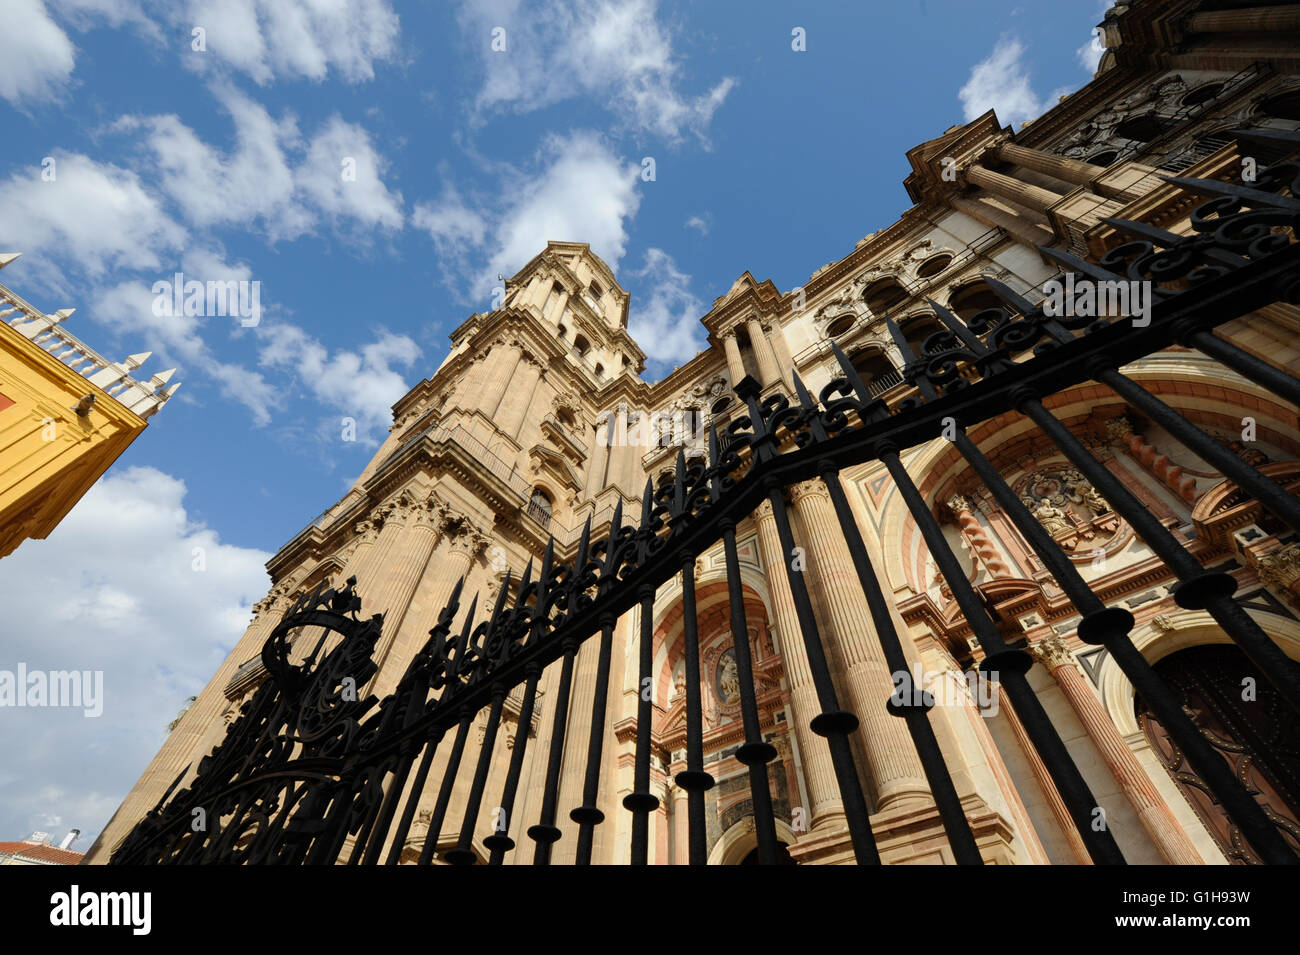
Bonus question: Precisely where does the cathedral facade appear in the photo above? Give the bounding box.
[87,0,1300,865]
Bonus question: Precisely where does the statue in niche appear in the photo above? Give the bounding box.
[717,648,740,705]
[671,664,686,703]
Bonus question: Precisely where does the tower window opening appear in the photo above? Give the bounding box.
[527,488,553,528]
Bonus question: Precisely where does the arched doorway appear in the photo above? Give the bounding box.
[1137,644,1300,864]
[739,842,797,865]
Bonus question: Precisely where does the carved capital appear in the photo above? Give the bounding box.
[1030,634,1075,670]
[1105,414,1136,443]
[947,494,973,516]
[446,524,490,559]
[1258,543,1300,589]
[789,479,829,505]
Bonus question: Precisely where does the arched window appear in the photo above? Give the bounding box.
[898,314,946,358]
[557,323,568,340]
[1087,149,1120,168]
[1181,83,1223,108]
[1257,88,1300,121]
[916,254,953,280]
[527,488,553,528]
[710,396,732,415]
[863,277,910,315]
[572,335,590,358]
[1115,113,1170,143]
[824,314,855,337]
[594,363,605,380]
[848,349,902,397]
[947,283,1003,323]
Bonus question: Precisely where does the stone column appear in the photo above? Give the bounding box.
[585,417,611,498]
[722,332,746,385]
[376,512,488,698]
[752,498,847,832]
[965,164,1065,214]
[789,480,931,810]
[449,349,493,412]
[495,353,544,442]
[951,196,1057,248]
[548,287,571,324]
[339,513,383,582]
[746,316,782,387]
[947,495,1010,578]
[997,684,1093,864]
[994,142,1109,189]
[1030,635,1204,864]
[1106,415,1198,504]
[670,780,690,864]
[924,640,1052,865]
[486,341,524,421]
[364,499,444,690]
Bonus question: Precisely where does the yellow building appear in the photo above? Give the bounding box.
[0,253,179,559]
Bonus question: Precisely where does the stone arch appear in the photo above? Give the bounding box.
[1097,609,1300,738]
[706,817,799,865]
[646,567,776,727]
[862,275,911,315]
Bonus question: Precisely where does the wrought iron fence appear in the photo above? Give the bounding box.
[111,140,1300,865]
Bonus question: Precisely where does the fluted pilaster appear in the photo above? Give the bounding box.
[790,480,930,810]
[966,164,1065,214]
[722,332,746,386]
[1030,635,1203,864]
[752,498,846,831]
[746,317,782,387]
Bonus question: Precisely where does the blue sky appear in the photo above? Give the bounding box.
[0,0,1107,847]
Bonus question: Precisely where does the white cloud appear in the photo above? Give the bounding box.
[92,249,280,426]
[958,37,1048,128]
[456,0,734,143]
[120,89,403,241]
[412,185,488,255]
[0,153,186,287]
[625,248,704,368]
[51,0,160,36]
[415,131,641,301]
[258,322,421,443]
[179,0,401,84]
[296,115,405,232]
[1077,26,1105,74]
[684,214,709,235]
[0,0,76,106]
[0,466,271,848]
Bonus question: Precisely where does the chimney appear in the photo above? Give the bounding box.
[59,829,80,850]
